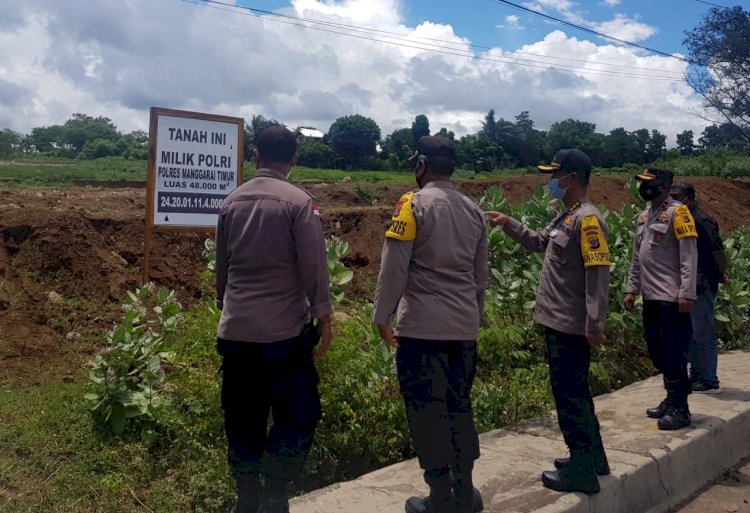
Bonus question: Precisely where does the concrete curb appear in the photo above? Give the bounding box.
[293,350,750,513]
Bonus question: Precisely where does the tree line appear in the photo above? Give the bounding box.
[1,110,748,171]
[245,110,749,172]
[0,113,148,160]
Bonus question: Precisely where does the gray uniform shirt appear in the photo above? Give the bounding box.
[625,198,698,302]
[215,168,332,343]
[503,199,611,336]
[373,181,489,340]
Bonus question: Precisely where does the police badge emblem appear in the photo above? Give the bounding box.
[589,238,600,249]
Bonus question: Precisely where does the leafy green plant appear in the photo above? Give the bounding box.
[354,182,381,204]
[85,283,183,441]
[326,237,354,303]
[716,227,750,348]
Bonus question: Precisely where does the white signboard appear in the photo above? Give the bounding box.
[148,109,243,228]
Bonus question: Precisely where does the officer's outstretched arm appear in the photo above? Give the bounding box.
[502,217,549,253]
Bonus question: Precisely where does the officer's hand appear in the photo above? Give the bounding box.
[586,332,606,349]
[678,298,695,314]
[624,293,636,311]
[484,211,510,228]
[378,324,399,348]
[314,321,333,359]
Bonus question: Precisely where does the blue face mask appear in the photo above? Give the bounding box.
[547,174,572,199]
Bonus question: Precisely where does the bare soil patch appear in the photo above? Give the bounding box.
[1,176,748,385]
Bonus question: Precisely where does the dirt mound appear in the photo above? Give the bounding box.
[1,176,748,384]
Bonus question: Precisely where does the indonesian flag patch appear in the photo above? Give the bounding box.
[312,204,320,216]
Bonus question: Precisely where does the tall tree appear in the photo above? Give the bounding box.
[545,119,603,161]
[684,6,750,142]
[646,129,667,162]
[62,113,119,152]
[434,127,455,140]
[411,114,430,145]
[604,128,642,167]
[0,129,21,158]
[699,122,750,151]
[384,127,414,161]
[676,130,695,155]
[328,114,381,168]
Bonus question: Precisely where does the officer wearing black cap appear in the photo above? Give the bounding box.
[374,136,489,513]
[486,148,611,495]
[625,168,698,430]
[670,182,727,394]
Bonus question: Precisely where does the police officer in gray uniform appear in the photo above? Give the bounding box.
[625,168,698,430]
[215,126,333,513]
[374,136,489,513]
[486,148,611,495]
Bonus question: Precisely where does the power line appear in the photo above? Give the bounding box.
[695,0,730,8]
[488,0,691,63]
[196,0,684,77]
[177,0,685,81]
[219,0,684,76]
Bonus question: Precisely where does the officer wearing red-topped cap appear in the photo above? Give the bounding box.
[486,148,611,495]
[215,125,333,513]
[374,136,489,513]
[624,168,698,431]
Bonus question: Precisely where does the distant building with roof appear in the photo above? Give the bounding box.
[294,127,325,143]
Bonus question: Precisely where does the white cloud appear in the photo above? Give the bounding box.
[601,0,622,6]
[591,14,656,42]
[499,15,523,30]
[0,0,706,143]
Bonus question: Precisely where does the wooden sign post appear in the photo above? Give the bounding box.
[144,107,244,283]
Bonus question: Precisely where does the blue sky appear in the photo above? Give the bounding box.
[0,0,738,141]
[238,0,719,58]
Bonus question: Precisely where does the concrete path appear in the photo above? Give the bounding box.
[293,350,750,513]
[676,458,750,513]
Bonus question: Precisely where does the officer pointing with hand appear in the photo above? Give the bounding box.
[625,168,698,430]
[486,148,611,495]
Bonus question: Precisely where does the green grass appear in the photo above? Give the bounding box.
[0,158,537,189]
[0,158,147,187]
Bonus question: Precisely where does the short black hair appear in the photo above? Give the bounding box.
[426,156,455,175]
[256,125,296,163]
[574,169,591,186]
[671,182,696,200]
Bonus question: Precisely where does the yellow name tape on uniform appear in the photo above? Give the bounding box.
[673,205,698,240]
[580,215,611,267]
[386,192,417,241]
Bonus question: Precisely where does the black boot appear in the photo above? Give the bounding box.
[451,464,483,513]
[553,451,610,476]
[657,406,691,430]
[542,450,600,495]
[646,398,668,419]
[405,468,455,513]
[554,435,610,476]
[234,475,261,513]
[257,478,289,513]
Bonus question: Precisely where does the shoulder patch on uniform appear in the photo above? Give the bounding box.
[673,204,697,240]
[580,215,611,267]
[386,192,417,241]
